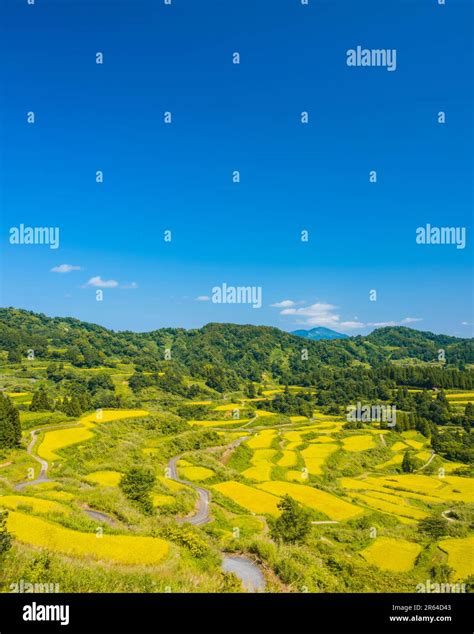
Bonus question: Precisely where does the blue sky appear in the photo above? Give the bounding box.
[1,0,472,336]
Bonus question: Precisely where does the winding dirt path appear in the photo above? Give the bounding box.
[417,451,436,472]
[15,427,52,490]
[166,436,247,525]
[167,455,211,526]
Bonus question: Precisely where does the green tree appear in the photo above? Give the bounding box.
[419,516,449,539]
[120,467,156,515]
[7,348,22,364]
[64,395,82,417]
[270,495,311,544]
[245,381,256,398]
[30,387,52,412]
[0,395,21,448]
[0,510,12,556]
[402,450,416,473]
[464,402,474,432]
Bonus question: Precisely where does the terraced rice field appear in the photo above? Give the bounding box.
[445,391,474,402]
[342,474,474,504]
[212,481,280,516]
[214,403,242,412]
[286,469,309,482]
[400,431,425,450]
[352,493,427,522]
[7,511,169,565]
[390,442,409,452]
[307,436,336,444]
[158,476,189,493]
[375,455,403,470]
[378,475,474,503]
[340,477,444,505]
[342,435,376,452]
[438,536,474,580]
[282,431,303,442]
[251,449,277,463]
[38,427,94,461]
[360,537,422,572]
[242,449,277,480]
[178,466,215,481]
[257,481,362,521]
[189,419,248,427]
[404,439,424,450]
[0,495,70,516]
[247,430,276,449]
[38,409,149,461]
[242,464,273,481]
[277,450,297,467]
[152,494,174,507]
[43,491,75,501]
[416,451,432,462]
[300,443,338,475]
[441,461,466,473]
[85,471,123,486]
[80,409,149,427]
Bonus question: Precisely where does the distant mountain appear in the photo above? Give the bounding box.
[291,327,349,341]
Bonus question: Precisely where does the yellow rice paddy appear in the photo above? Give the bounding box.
[438,536,474,581]
[257,481,362,521]
[342,435,376,452]
[361,537,421,572]
[7,511,169,565]
[212,481,280,516]
[85,471,123,486]
[37,409,149,461]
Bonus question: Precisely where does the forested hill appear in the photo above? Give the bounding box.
[0,309,472,384]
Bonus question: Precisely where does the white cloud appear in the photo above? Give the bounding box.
[368,321,398,328]
[271,299,296,308]
[280,302,342,327]
[461,321,472,326]
[339,321,366,329]
[367,317,422,328]
[85,276,119,288]
[121,282,138,289]
[51,264,82,273]
[196,295,210,302]
[274,298,424,333]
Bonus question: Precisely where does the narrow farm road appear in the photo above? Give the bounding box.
[417,451,436,472]
[15,428,51,490]
[167,437,267,591]
[166,435,248,525]
[167,455,211,526]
